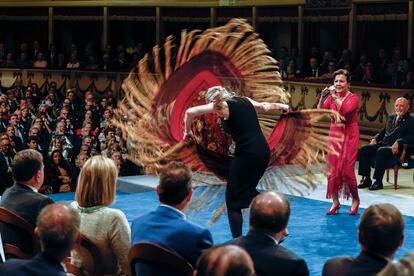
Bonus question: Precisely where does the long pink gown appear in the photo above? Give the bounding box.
[324,92,360,200]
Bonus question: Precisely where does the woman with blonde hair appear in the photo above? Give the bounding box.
[70,155,131,275]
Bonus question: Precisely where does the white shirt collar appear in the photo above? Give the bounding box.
[160,204,186,219]
[263,232,279,245]
[22,183,38,193]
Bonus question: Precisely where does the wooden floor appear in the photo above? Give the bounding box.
[370,168,414,198]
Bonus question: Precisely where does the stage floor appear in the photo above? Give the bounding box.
[117,164,414,217]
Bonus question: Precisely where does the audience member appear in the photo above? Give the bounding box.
[302,57,322,78]
[195,245,255,276]
[226,191,309,276]
[131,161,213,268]
[111,149,142,176]
[70,152,88,190]
[43,149,72,193]
[378,252,414,276]
[358,97,414,190]
[0,135,14,194]
[0,203,80,275]
[33,52,48,68]
[1,52,16,68]
[352,53,369,82]
[71,155,131,275]
[0,149,54,256]
[318,60,336,79]
[323,203,405,276]
[26,135,40,151]
[379,62,403,86]
[337,49,353,72]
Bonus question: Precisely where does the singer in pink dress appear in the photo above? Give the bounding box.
[317,69,360,215]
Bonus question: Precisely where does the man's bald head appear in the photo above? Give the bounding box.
[196,245,255,276]
[36,203,80,260]
[249,192,290,234]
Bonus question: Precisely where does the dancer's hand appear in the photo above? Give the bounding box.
[369,138,377,145]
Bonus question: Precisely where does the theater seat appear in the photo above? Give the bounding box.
[128,242,194,276]
[0,207,40,260]
[386,144,414,189]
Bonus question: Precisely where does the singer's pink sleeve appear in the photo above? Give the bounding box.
[339,93,359,116]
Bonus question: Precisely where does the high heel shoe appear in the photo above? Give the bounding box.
[326,204,341,215]
[349,203,360,215]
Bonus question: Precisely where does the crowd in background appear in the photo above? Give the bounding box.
[273,45,414,87]
[0,40,145,72]
[0,79,142,195]
[0,40,414,87]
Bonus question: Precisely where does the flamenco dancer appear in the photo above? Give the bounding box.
[113,19,344,231]
[184,86,289,237]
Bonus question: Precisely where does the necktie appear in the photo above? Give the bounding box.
[394,116,401,127]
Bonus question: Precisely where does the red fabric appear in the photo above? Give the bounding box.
[161,50,312,178]
[323,93,360,200]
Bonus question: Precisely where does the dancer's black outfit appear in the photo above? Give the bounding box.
[222,97,270,237]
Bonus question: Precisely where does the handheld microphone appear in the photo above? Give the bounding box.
[322,85,336,98]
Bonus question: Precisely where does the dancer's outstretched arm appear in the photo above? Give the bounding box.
[246,97,289,112]
[184,103,214,138]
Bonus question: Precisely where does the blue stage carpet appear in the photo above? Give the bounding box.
[50,191,414,276]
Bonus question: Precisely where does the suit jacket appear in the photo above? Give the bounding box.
[0,252,66,276]
[226,230,309,276]
[374,112,414,146]
[322,251,389,276]
[0,183,54,254]
[131,205,213,267]
[0,152,13,195]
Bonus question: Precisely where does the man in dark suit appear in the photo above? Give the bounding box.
[323,203,404,276]
[358,97,414,190]
[0,136,14,195]
[226,192,309,276]
[301,57,323,78]
[0,203,81,275]
[0,149,54,256]
[131,161,213,268]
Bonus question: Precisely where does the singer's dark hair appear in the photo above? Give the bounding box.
[334,69,350,82]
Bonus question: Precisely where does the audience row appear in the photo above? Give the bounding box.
[0,151,410,276]
[0,40,145,72]
[274,46,414,87]
[1,40,414,87]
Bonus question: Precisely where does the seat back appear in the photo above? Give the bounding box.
[66,233,104,276]
[128,242,194,276]
[0,207,40,259]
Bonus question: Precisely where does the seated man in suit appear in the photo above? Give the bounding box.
[0,203,81,275]
[195,245,255,276]
[0,135,14,195]
[0,149,54,256]
[358,97,414,190]
[226,192,309,276]
[131,161,213,268]
[323,203,404,276]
